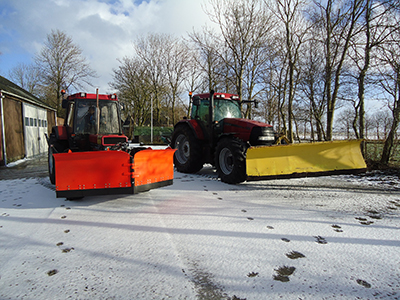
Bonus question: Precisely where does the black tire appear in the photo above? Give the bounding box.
[215,137,247,184]
[171,125,204,173]
[48,132,67,185]
[48,144,56,185]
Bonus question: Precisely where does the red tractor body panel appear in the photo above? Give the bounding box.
[66,92,118,102]
[222,118,273,142]
[175,119,206,140]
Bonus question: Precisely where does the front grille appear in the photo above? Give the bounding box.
[250,126,275,146]
[103,136,127,146]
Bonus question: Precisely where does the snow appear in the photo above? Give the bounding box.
[0,167,399,299]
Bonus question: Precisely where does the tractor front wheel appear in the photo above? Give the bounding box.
[215,138,247,184]
[171,126,203,173]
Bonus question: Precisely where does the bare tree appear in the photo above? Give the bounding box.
[183,49,204,117]
[165,38,192,125]
[268,0,311,142]
[371,110,392,140]
[298,30,327,141]
[35,29,97,114]
[336,108,357,139]
[111,57,152,126]
[311,0,365,140]
[134,33,171,126]
[113,34,193,127]
[200,0,275,114]
[348,0,397,155]
[189,28,228,92]
[8,63,40,95]
[376,24,400,164]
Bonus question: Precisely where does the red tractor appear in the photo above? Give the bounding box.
[171,91,276,184]
[171,91,366,184]
[47,90,175,198]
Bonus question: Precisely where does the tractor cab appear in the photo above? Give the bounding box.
[62,92,126,151]
[191,93,242,123]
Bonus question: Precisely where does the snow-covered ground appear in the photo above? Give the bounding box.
[0,167,399,300]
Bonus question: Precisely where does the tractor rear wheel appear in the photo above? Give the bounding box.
[171,126,203,173]
[48,145,56,184]
[215,137,247,184]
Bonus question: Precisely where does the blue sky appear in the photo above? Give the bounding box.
[0,0,210,93]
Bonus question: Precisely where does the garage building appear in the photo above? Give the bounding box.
[0,75,57,165]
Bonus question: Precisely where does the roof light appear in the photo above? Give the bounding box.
[231,95,239,100]
[111,94,117,99]
[80,92,86,97]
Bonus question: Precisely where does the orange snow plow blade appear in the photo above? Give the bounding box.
[132,148,176,193]
[246,140,366,180]
[53,148,175,198]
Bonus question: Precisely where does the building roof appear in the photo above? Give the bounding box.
[0,75,56,111]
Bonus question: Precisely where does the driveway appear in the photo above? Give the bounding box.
[0,155,48,180]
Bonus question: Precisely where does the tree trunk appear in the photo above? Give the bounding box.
[380,71,400,164]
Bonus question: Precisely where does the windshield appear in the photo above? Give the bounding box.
[191,99,242,122]
[75,100,121,134]
[214,99,242,121]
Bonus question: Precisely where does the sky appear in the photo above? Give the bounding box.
[0,0,211,93]
[0,160,399,299]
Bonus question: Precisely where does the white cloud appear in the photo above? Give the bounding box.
[0,0,213,92]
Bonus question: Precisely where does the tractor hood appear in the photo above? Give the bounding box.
[221,118,275,146]
[222,118,273,131]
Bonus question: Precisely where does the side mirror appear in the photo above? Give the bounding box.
[192,96,200,106]
[254,101,259,109]
[62,99,68,109]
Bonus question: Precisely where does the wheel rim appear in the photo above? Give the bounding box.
[174,134,190,164]
[219,147,233,175]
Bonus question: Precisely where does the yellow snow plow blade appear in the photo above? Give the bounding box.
[246,140,366,180]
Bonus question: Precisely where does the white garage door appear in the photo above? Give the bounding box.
[23,103,48,157]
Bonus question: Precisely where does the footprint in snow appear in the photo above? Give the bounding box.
[286,251,305,259]
[360,220,374,225]
[367,210,382,219]
[61,247,74,253]
[314,236,327,244]
[331,224,343,232]
[247,272,259,277]
[356,279,371,288]
[273,266,295,282]
[356,217,374,225]
[47,269,58,276]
